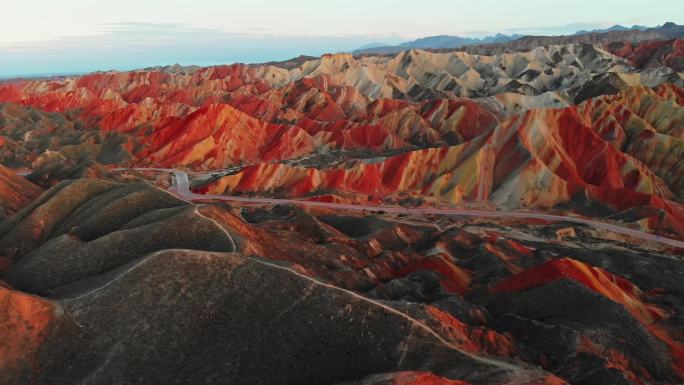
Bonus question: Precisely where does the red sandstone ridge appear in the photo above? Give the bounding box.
[0,51,681,240]
[0,285,58,381]
[0,165,42,218]
[608,38,684,71]
[135,103,316,168]
[492,258,666,324]
[198,85,684,239]
[0,70,501,169]
[493,258,684,377]
[388,372,471,385]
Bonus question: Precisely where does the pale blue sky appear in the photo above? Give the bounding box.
[1,0,682,76]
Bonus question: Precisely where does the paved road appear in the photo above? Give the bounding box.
[118,168,684,249]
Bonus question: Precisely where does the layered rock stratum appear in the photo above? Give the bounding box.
[1,34,684,385]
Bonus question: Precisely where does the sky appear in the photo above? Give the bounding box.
[1,0,683,76]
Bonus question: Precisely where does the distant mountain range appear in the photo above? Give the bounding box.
[573,24,650,35]
[395,33,522,49]
[354,22,683,54]
[354,33,522,54]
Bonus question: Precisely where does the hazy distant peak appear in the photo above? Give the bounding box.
[574,24,649,35]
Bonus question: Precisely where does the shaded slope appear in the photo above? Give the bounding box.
[0,103,133,186]
[483,279,681,384]
[0,180,234,296]
[1,178,683,384]
[28,249,558,385]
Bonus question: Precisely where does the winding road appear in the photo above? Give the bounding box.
[120,168,684,249]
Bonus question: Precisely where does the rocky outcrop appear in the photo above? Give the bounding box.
[0,164,41,219]
[608,38,684,71]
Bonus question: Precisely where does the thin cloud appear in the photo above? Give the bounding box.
[0,21,400,75]
[500,21,619,35]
